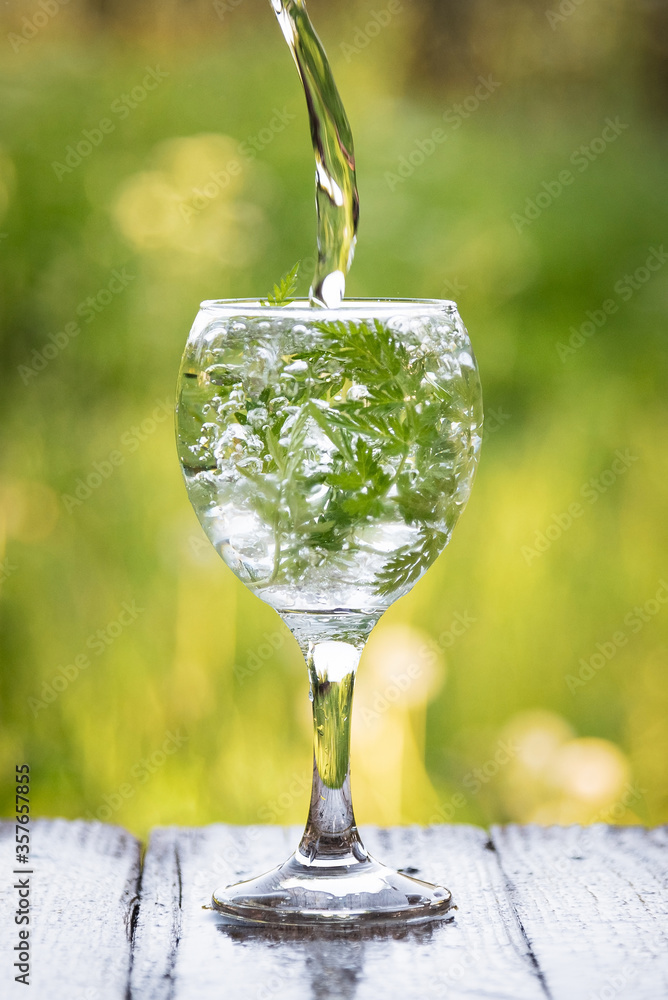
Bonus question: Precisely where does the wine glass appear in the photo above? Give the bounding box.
[176,298,482,925]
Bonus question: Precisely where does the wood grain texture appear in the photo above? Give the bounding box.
[2,820,666,1000]
[491,824,668,1000]
[0,818,141,1000]
[130,823,547,1000]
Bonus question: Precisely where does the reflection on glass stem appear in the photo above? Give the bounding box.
[300,639,367,863]
[311,647,356,791]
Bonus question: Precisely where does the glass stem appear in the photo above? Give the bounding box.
[298,639,368,864]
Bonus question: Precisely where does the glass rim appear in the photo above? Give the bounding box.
[198,297,457,316]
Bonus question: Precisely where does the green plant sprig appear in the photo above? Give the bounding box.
[228,314,467,596]
[260,261,301,306]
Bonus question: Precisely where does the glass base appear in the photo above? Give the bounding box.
[212,850,453,926]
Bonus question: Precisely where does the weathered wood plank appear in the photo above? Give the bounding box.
[0,818,141,1000]
[130,823,547,1000]
[5,819,664,999]
[492,824,668,1000]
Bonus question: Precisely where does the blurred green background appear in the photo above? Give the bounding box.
[1,0,667,836]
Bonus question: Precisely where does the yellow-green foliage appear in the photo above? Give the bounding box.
[0,7,666,836]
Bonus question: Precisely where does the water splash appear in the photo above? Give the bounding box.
[269,0,359,308]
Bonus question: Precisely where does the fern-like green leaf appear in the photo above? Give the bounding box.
[261,261,301,306]
[204,291,473,597]
[374,527,448,597]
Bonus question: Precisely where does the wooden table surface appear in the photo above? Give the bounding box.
[1,820,667,999]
